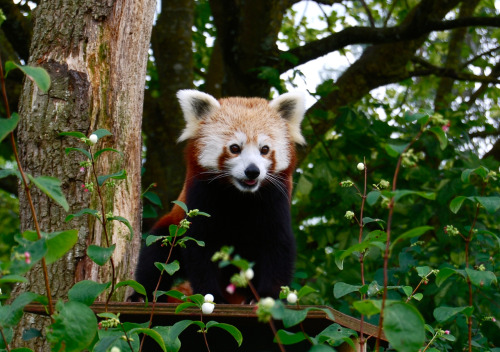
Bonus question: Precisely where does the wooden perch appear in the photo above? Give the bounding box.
[25,302,386,351]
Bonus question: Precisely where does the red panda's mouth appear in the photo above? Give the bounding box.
[243,179,257,186]
[234,178,260,191]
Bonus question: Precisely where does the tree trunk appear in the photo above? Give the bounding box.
[12,0,155,350]
[142,0,194,230]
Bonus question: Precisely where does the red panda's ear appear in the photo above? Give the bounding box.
[269,92,306,145]
[177,90,220,142]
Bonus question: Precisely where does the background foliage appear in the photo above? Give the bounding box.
[1,0,499,350]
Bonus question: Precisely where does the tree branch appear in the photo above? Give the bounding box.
[279,15,500,73]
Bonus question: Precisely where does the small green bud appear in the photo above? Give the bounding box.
[344,211,355,220]
[339,180,354,188]
[444,225,460,236]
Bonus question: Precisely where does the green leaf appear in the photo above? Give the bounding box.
[404,111,429,123]
[436,267,457,287]
[416,266,432,278]
[58,131,86,139]
[178,236,205,247]
[91,129,112,139]
[392,190,436,202]
[429,126,448,150]
[107,216,134,240]
[333,282,360,299]
[0,113,19,143]
[172,200,188,213]
[27,175,69,211]
[334,232,386,270]
[274,330,307,345]
[465,268,497,288]
[65,208,100,222]
[449,196,467,214]
[383,302,425,352]
[13,63,51,92]
[155,260,180,276]
[175,302,199,313]
[282,307,308,328]
[44,230,78,264]
[402,286,413,297]
[0,168,21,180]
[366,190,381,206]
[22,328,41,341]
[94,147,123,160]
[0,275,28,285]
[297,285,317,299]
[316,323,357,348]
[115,280,147,303]
[143,191,163,207]
[0,292,40,328]
[474,196,500,214]
[391,226,433,250]
[4,61,17,75]
[433,306,473,322]
[68,280,111,306]
[385,143,409,157]
[461,167,489,183]
[206,321,243,347]
[64,147,91,159]
[128,328,166,352]
[87,245,115,266]
[308,345,336,352]
[353,299,381,317]
[97,169,127,186]
[413,293,423,301]
[47,301,97,352]
[9,238,47,275]
[146,235,164,246]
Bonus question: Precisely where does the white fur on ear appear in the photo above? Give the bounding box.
[177,90,221,142]
[269,92,306,145]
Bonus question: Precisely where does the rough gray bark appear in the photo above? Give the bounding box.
[12,0,155,349]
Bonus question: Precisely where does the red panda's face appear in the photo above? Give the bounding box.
[177,90,306,193]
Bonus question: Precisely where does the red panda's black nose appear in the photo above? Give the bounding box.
[244,164,260,180]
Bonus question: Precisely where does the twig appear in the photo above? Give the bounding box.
[247,280,286,352]
[375,128,424,350]
[0,56,55,320]
[200,312,211,352]
[358,157,368,349]
[139,226,180,352]
[0,328,11,352]
[89,151,116,312]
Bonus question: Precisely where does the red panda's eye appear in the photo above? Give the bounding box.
[260,146,270,155]
[229,144,241,154]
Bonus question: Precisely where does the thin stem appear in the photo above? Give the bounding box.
[421,332,439,352]
[89,151,116,312]
[247,280,286,352]
[0,56,55,320]
[375,129,424,350]
[358,158,368,348]
[119,323,135,352]
[200,312,211,352]
[139,226,180,352]
[464,182,485,352]
[0,328,11,352]
[296,302,314,345]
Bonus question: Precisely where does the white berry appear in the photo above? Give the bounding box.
[287,292,298,304]
[204,293,214,303]
[89,134,98,144]
[202,302,215,314]
[357,162,365,171]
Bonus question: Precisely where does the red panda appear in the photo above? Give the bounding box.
[133,90,306,303]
